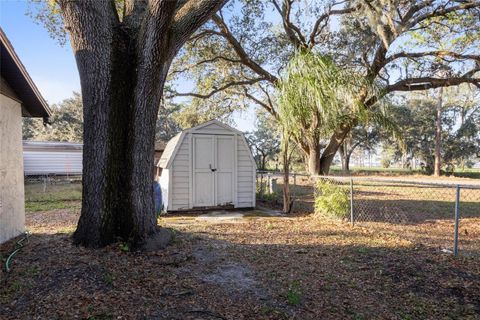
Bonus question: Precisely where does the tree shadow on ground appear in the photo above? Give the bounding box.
[1,225,479,320]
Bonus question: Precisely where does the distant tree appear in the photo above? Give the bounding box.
[339,125,380,172]
[246,112,281,170]
[388,87,479,173]
[171,100,238,129]
[168,0,480,175]
[29,0,227,248]
[441,85,480,170]
[23,92,83,142]
[155,102,181,142]
[23,92,182,144]
[434,87,444,176]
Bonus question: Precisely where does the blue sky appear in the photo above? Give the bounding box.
[0,0,255,131]
[1,1,80,103]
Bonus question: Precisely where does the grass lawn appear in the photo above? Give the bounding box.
[1,195,479,319]
[24,182,82,212]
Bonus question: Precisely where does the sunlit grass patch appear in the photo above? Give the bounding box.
[25,200,80,212]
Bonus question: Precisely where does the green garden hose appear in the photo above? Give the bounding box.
[4,231,30,273]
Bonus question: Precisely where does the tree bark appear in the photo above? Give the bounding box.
[434,87,443,177]
[319,122,353,175]
[59,0,226,248]
[342,151,351,172]
[282,131,292,214]
[339,142,351,172]
[307,139,321,176]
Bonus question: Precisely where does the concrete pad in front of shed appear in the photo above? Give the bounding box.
[196,207,283,223]
[196,210,244,223]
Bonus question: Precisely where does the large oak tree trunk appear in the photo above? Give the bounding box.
[73,32,166,247]
[59,0,226,248]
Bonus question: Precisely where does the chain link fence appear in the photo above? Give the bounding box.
[24,175,82,212]
[340,177,480,256]
[24,172,480,256]
[256,172,480,256]
[256,171,313,210]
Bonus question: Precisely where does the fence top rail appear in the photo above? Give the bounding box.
[256,171,310,177]
[312,175,480,189]
[255,171,480,189]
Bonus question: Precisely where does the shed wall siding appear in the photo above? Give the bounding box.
[236,135,255,207]
[0,94,25,243]
[170,135,190,210]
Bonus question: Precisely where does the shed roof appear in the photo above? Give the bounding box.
[157,133,181,168]
[157,120,246,169]
[0,27,51,118]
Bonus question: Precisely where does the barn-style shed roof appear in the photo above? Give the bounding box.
[157,119,253,169]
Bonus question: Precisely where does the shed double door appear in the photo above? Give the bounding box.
[192,134,235,207]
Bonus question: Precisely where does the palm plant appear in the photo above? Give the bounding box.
[277,50,403,175]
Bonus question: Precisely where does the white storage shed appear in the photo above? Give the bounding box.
[158,120,256,211]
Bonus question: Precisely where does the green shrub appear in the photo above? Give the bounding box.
[314,179,349,219]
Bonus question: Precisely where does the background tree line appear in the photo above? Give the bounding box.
[165,0,480,175]
[26,0,479,178]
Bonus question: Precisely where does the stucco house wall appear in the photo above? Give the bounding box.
[1,28,51,244]
[0,94,25,243]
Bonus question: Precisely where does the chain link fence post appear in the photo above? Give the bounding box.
[453,185,460,257]
[259,172,264,198]
[350,178,354,227]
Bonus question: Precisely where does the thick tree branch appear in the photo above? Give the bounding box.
[170,55,242,75]
[385,50,480,66]
[189,29,224,43]
[309,5,356,47]
[137,0,178,75]
[167,78,266,99]
[211,14,278,84]
[123,0,147,34]
[172,0,227,48]
[400,0,433,24]
[271,0,307,48]
[407,2,480,29]
[258,85,275,113]
[368,1,479,81]
[243,89,278,119]
[386,76,480,92]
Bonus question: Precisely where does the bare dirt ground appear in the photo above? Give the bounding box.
[1,206,479,320]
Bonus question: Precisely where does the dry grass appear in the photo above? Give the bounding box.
[1,204,479,319]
